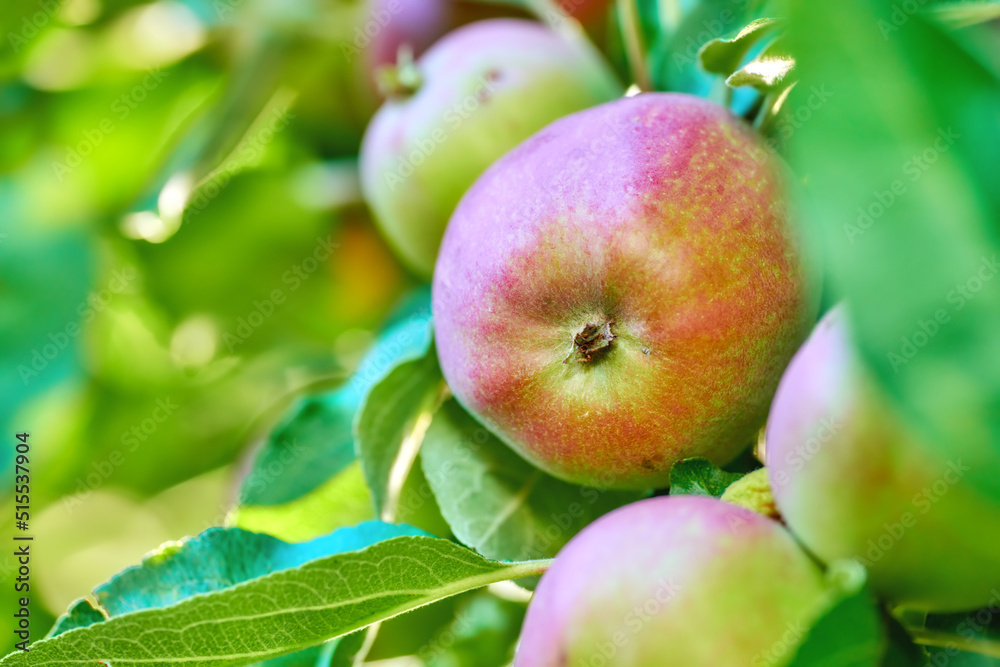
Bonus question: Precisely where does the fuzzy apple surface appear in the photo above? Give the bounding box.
[514,495,827,666]
[360,19,621,277]
[766,306,1000,611]
[433,93,815,489]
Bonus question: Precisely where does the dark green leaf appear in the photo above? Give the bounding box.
[421,399,643,561]
[356,344,443,519]
[422,591,527,667]
[239,287,433,506]
[787,561,885,667]
[240,392,359,506]
[669,457,745,497]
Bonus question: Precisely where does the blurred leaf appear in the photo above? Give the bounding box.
[907,598,1000,662]
[421,399,643,561]
[252,632,367,667]
[240,392,359,506]
[237,287,432,507]
[231,462,374,542]
[928,1,1000,28]
[422,591,527,667]
[669,457,745,496]
[356,345,443,519]
[787,561,885,666]
[699,17,781,75]
[785,0,1000,500]
[365,594,467,662]
[0,222,93,447]
[647,0,765,113]
[15,534,550,666]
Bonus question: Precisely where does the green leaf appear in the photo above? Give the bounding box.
[787,561,885,667]
[421,399,643,561]
[784,0,1000,500]
[422,591,527,667]
[45,598,106,638]
[240,391,359,506]
[927,1,1000,29]
[238,287,433,506]
[14,533,549,666]
[699,17,782,76]
[669,457,745,497]
[355,344,444,519]
[725,37,796,92]
[232,462,374,542]
[907,598,1000,661]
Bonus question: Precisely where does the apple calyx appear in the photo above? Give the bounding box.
[564,319,616,364]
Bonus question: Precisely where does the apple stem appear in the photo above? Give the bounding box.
[564,319,617,364]
[376,45,423,99]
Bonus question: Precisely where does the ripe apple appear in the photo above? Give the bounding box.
[514,495,828,665]
[433,93,816,490]
[766,305,1000,611]
[360,19,622,277]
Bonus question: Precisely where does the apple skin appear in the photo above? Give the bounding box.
[514,495,827,666]
[360,19,622,277]
[365,0,450,72]
[766,306,1000,612]
[433,93,816,490]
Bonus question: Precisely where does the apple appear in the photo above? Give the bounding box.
[360,19,622,277]
[514,495,828,665]
[433,93,816,490]
[287,0,449,156]
[766,305,1000,611]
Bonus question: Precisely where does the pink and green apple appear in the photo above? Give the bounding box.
[433,93,816,489]
[766,305,1000,611]
[360,19,622,277]
[514,495,828,665]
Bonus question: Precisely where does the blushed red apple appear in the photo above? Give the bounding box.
[766,305,1000,611]
[514,495,828,665]
[360,19,622,277]
[433,93,816,489]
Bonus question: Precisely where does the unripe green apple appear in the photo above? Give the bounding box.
[766,305,1000,611]
[514,495,828,666]
[433,93,816,489]
[360,19,622,277]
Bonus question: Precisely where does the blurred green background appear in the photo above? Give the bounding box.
[2,0,1000,660]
